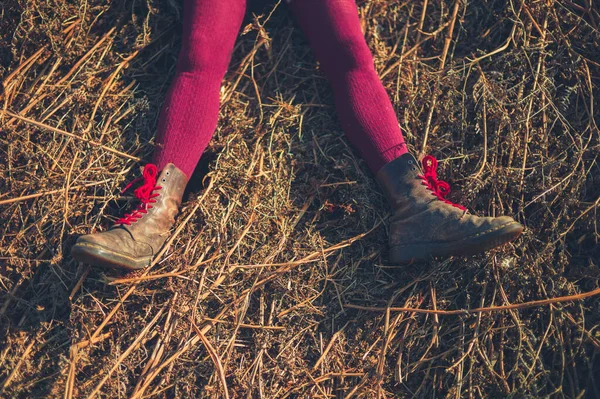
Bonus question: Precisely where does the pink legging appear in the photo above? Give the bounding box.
[153,0,407,177]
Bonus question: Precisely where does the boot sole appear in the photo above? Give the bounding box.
[71,242,151,271]
[390,221,524,264]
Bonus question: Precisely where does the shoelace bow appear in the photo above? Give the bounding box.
[116,164,162,225]
[419,155,467,211]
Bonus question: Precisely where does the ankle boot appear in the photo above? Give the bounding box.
[376,153,523,263]
[71,163,188,270]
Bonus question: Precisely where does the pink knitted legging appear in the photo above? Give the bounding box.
[153,0,407,177]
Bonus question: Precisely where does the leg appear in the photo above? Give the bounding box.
[288,0,407,174]
[289,0,523,263]
[72,0,246,270]
[153,0,247,178]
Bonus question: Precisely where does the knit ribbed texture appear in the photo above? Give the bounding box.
[153,0,406,177]
[153,0,246,178]
[289,0,408,173]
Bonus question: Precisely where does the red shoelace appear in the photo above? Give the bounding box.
[116,164,163,225]
[419,155,467,211]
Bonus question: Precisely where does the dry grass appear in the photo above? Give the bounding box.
[1,0,599,397]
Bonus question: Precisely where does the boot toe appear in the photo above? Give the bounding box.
[493,215,520,227]
[389,215,524,264]
[71,232,152,271]
[487,216,524,237]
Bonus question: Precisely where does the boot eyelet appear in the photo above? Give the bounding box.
[162,178,166,182]
[408,160,413,164]
[166,171,170,176]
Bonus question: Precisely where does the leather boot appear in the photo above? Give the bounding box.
[71,163,188,270]
[376,153,523,263]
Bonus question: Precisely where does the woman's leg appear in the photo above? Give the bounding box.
[71,0,247,270]
[288,0,407,174]
[153,0,247,178]
[289,0,523,263]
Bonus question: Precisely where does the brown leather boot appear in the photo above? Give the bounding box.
[377,153,523,263]
[71,163,188,270]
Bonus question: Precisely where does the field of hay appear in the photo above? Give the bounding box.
[1,0,599,397]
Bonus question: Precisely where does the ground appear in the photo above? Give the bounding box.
[0,0,599,398]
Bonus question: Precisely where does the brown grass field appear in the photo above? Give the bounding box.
[1,0,599,397]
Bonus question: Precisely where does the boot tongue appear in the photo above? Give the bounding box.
[419,155,467,211]
[132,166,159,208]
[421,156,451,197]
[115,164,162,225]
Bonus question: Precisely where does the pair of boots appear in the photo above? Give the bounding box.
[71,154,523,270]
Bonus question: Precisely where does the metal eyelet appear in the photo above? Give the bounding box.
[408,160,413,164]
[166,171,170,176]
[162,178,166,182]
